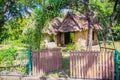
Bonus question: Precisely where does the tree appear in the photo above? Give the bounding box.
[1,0,120,50]
[109,0,119,48]
[0,0,34,42]
[78,0,93,50]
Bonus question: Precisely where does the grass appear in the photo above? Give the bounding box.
[92,41,120,51]
[0,40,28,74]
[115,41,120,51]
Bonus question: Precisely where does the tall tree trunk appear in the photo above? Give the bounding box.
[87,22,93,50]
[109,0,118,48]
[84,0,93,50]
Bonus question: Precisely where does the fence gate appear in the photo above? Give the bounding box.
[70,51,114,80]
[32,48,62,76]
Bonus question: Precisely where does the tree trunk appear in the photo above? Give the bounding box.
[87,23,93,50]
[84,0,93,50]
[109,0,118,48]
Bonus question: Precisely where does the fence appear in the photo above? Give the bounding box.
[70,51,114,80]
[32,48,62,76]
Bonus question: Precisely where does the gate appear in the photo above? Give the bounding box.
[70,51,114,79]
[32,48,62,76]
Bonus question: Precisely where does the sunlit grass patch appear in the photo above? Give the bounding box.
[115,41,120,51]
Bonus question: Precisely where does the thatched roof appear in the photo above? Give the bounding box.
[42,12,102,34]
[42,17,63,35]
[58,13,102,32]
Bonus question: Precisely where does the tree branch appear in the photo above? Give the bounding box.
[0,0,18,15]
[111,0,118,22]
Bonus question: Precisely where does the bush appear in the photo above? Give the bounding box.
[66,43,77,51]
[0,46,28,74]
[0,46,17,66]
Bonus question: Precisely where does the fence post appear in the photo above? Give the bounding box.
[28,46,32,75]
[115,50,120,80]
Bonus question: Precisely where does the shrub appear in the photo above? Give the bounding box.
[0,46,17,66]
[0,46,28,74]
[66,43,77,51]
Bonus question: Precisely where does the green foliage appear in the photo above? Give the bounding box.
[66,43,77,51]
[90,0,120,45]
[70,33,75,43]
[0,0,120,51]
[50,35,55,42]
[90,0,114,17]
[90,0,114,29]
[0,45,28,74]
[24,8,49,51]
[24,0,74,51]
[0,18,27,43]
[0,46,17,66]
[114,24,120,41]
[0,15,5,42]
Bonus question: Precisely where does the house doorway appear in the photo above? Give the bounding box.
[64,32,70,45]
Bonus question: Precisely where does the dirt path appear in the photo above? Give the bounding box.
[0,75,39,80]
